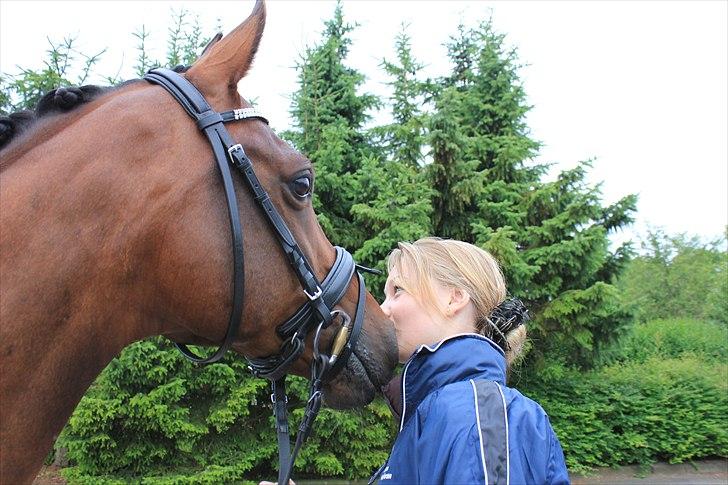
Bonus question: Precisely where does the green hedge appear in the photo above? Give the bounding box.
[524,355,727,474]
[59,319,727,481]
[604,318,727,364]
[522,318,728,473]
[58,338,397,484]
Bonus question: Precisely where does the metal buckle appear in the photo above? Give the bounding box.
[304,286,323,301]
[227,143,243,164]
[307,390,322,405]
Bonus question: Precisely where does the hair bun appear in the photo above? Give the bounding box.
[489,297,529,343]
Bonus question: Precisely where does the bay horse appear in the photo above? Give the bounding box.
[0,1,398,483]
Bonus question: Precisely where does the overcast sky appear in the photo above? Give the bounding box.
[1,0,726,247]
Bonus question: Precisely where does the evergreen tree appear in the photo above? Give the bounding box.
[350,26,434,294]
[430,19,543,241]
[0,10,212,114]
[0,37,105,114]
[428,19,637,368]
[285,9,433,296]
[351,153,434,294]
[377,26,428,168]
[284,1,379,250]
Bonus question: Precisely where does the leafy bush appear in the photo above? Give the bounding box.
[525,357,727,473]
[603,318,728,365]
[618,230,727,325]
[58,338,397,483]
[61,318,728,482]
[522,323,728,473]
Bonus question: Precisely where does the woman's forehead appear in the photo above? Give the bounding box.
[387,265,414,286]
[385,269,399,286]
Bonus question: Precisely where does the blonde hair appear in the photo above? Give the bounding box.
[387,237,527,366]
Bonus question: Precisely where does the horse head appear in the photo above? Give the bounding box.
[136,0,398,408]
[0,1,397,482]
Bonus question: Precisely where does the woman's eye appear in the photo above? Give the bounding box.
[394,286,404,294]
[291,176,312,197]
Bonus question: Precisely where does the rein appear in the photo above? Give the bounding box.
[143,68,375,484]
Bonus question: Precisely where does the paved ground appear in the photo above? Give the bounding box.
[35,459,728,484]
[571,459,727,485]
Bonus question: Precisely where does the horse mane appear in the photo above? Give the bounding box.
[0,65,189,151]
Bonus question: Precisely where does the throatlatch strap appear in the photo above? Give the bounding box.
[144,68,246,364]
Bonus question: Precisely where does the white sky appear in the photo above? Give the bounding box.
[1,0,726,247]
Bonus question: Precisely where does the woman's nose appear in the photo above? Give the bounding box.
[380,299,391,317]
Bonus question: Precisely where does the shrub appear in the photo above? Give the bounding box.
[606,318,728,364]
[58,338,397,483]
[523,355,728,473]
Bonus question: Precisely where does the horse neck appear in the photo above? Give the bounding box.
[0,98,182,480]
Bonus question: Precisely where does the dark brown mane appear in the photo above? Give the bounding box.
[1,85,111,151]
[0,66,189,152]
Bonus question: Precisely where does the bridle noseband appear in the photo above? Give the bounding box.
[144,68,376,484]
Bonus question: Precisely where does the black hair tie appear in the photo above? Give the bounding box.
[487,297,529,351]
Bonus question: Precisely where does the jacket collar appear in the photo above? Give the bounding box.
[398,333,507,431]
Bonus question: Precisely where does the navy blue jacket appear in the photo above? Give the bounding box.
[371,334,570,485]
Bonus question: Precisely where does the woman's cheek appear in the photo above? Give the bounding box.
[391,314,402,335]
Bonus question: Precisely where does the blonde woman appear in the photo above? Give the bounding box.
[370,237,569,485]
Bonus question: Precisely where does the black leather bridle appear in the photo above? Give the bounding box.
[144,68,375,484]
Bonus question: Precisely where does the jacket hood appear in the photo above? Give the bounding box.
[395,333,506,431]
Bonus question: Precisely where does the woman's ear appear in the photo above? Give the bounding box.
[447,288,471,316]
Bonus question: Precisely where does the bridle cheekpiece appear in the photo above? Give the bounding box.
[144,67,375,485]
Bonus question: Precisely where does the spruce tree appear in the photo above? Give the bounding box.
[377,26,428,168]
[286,12,433,296]
[284,1,378,250]
[350,26,434,294]
[429,19,637,368]
[351,153,434,294]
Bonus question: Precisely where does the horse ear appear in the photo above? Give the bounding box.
[187,0,266,92]
[199,33,223,58]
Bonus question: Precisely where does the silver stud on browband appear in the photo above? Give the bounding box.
[233,107,265,120]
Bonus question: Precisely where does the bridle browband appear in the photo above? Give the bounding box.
[143,68,376,484]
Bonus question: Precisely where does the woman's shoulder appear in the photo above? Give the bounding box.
[415,379,494,426]
[410,381,478,426]
[427,379,554,429]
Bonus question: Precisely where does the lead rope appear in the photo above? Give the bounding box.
[274,353,327,485]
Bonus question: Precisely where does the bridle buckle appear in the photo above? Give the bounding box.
[304,286,323,301]
[227,143,244,165]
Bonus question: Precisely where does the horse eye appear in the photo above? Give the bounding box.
[291,176,312,197]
